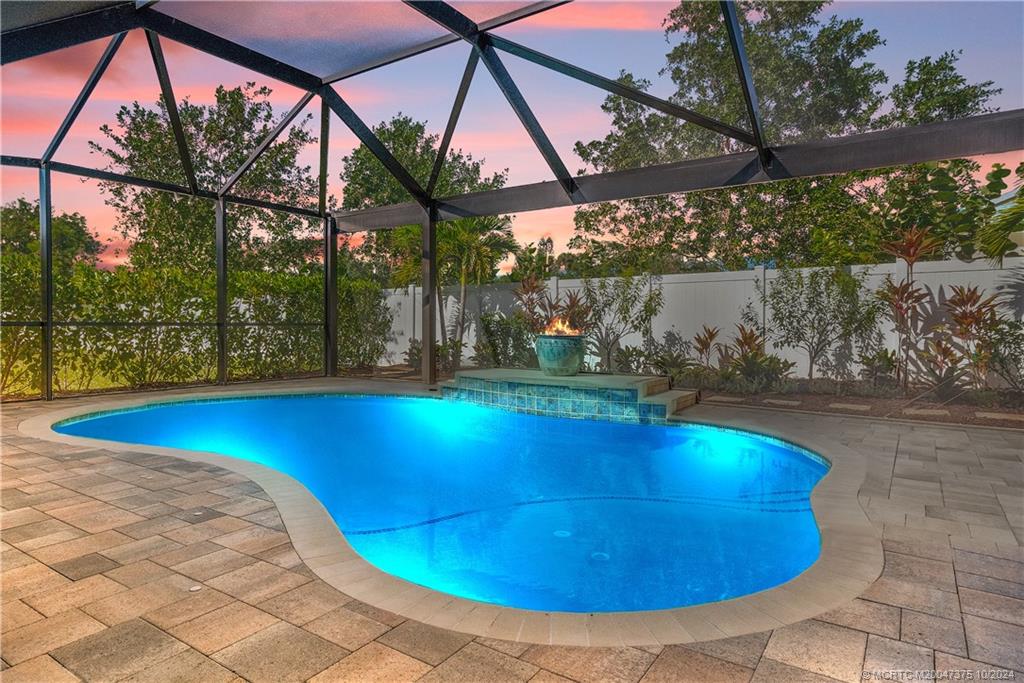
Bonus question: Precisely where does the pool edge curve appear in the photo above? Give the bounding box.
[18,383,883,647]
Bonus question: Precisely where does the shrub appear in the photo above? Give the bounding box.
[987,319,1024,391]
[337,279,394,370]
[472,312,536,368]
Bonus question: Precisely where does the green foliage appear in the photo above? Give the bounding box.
[337,279,394,370]
[90,83,319,273]
[472,312,537,369]
[583,276,664,372]
[877,51,1000,128]
[987,320,1024,392]
[568,2,1002,275]
[507,238,556,281]
[754,267,882,380]
[1,198,100,272]
[977,162,1024,264]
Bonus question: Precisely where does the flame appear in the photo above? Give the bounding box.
[543,317,581,336]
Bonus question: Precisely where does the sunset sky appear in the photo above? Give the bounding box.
[2,0,1022,259]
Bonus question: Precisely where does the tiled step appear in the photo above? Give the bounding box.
[644,389,699,416]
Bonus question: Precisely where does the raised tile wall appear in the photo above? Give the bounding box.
[441,376,667,424]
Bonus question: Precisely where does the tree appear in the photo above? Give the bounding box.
[583,276,664,372]
[569,1,1003,274]
[570,1,887,273]
[339,115,513,357]
[753,267,881,381]
[339,115,507,280]
[447,216,518,363]
[1,198,100,269]
[507,237,555,281]
[89,83,320,273]
[877,51,999,128]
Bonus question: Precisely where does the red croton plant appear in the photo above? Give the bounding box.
[879,226,1003,398]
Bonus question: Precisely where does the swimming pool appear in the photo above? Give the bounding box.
[55,394,829,613]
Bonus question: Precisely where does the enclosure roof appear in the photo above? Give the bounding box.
[0,0,561,82]
[1,0,1021,228]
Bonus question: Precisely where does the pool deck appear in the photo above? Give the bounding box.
[2,378,1022,682]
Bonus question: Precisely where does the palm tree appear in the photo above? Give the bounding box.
[447,215,518,365]
[388,216,516,363]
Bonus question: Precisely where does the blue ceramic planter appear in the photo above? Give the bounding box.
[535,334,585,376]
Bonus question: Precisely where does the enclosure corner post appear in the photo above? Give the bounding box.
[215,198,228,384]
[39,164,54,400]
[421,204,438,385]
[324,216,338,377]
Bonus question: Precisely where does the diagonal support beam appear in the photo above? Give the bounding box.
[145,30,198,193]
[720,0,768,165]
[219,91,315,196]
[406,1,581,201]
[140,9,322,91]
[476,38,581,201]
[320,85,429,207]
[488,35,754,146]
[427,47,479,197]
[42,32,127,163]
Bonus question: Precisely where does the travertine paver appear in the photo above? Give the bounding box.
[2,378,1022,681]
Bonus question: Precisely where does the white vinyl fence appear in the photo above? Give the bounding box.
[375,257,1024,377]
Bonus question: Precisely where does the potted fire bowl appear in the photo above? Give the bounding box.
[535,319,585,376]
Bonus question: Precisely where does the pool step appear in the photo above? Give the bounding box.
[639,376,671,397]
[643,388,700,418]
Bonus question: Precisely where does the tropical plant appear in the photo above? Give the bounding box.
[472,312,536,369]
[859,348,898,387]
[691,325,723,370]
[944,284,999,387]
[917,329,968,401]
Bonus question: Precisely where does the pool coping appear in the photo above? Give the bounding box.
[17,382,883,647]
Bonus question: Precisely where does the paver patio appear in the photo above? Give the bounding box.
[2,378,1022,682]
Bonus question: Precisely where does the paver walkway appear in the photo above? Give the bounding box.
[2,380,1022,682]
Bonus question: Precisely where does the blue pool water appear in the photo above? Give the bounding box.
[55,394,828,612]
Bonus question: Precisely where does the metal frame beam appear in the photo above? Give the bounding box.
[320,85,429,206]
[284,2,569,84]
[335,109,1024,229]
[319,98,338,376]
[138,10,322,91]
[39,165,54,401]
[2,157,321,218]
[427,47,479,197]
[476,38,581,201]
[0,3,142,65]
[215,198,228,384]
[720,0,768,164]
[219,91,315,196]
[42,32,127,163]
[406,1,581,201]
[145,30,198,193]
[488,35,754,146]
[421,204,438,385]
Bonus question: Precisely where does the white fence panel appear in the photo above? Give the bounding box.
[377,257,1024,376]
